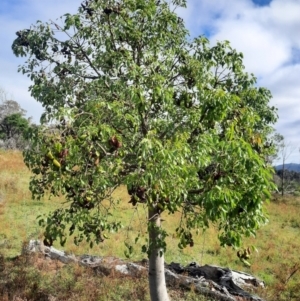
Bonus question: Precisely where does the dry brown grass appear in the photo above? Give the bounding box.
[0,251,214,301]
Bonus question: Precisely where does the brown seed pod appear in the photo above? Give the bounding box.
[109,135,122,149]
[94,157,100,166]
[136,186,146,200]
[59,148,69,158]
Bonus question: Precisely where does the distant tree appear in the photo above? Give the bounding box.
[12,0,278,300]
[273,134,294,196]
[0,87,8,103]
[0,93,27,122]
[0,113,28,139]
[266,132,284,165]
[275,168,300,197]
[0,87,32,149]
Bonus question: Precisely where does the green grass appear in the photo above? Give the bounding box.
[1,150,300,300]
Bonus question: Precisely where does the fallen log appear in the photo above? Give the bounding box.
[166,262,265,301]
[26,240,266,301]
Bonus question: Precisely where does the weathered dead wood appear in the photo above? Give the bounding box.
[166,262,265,301]
[27,240,265,301]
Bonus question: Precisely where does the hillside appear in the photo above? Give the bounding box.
[275,163,300,172]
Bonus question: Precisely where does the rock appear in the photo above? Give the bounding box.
[27,240,266,301]
[26,239,43,253]
[115,263,145,275]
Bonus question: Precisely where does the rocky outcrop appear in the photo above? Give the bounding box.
[26,240,265,301]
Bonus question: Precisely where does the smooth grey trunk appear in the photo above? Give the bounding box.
[281,160,285,196]
[148,206,170,301]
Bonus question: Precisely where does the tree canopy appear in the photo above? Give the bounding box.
[0,90,31,149]
[12,0,277,300]
[0,113,29,140]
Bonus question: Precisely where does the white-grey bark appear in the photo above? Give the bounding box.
[148,206,170,301]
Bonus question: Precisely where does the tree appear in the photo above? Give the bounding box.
[12,0,277,300]
[272,134,294,196]
[266,132,284,165]
[0,87,9,104]
[0,113,29,140]
[0,88,31,149]
[0,87,26,121]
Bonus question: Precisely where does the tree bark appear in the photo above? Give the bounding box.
[148,206,170,301]
[281,159,285,196]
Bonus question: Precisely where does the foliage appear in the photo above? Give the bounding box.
[0,91,32,149]
[12,0,277,256]
[275,169,300,195]
[0,113,29,138]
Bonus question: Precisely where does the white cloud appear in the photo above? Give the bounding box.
[180,0,299,75]
[211,20,290,76]
[177,0,300,162]
[265,64,300,129]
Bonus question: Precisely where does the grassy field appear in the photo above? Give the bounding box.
[0,150,300,300]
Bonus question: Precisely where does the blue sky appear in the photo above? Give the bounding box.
[0,0,300,163]
[252,0,272,5]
